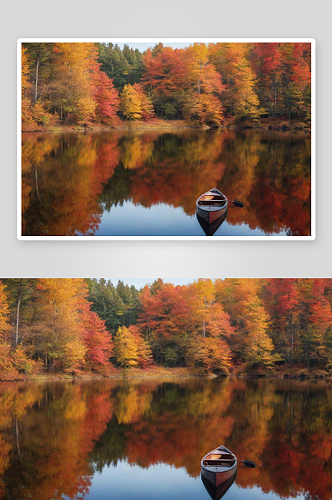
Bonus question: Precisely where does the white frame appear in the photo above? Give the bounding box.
[17,38,316,241]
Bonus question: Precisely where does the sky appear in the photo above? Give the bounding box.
[116,42,194,52]
[109,278,197,289]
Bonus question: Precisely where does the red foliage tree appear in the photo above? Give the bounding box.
[83,310,113,370]
[93,70,120,123]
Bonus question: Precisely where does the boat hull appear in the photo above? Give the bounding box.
[196,204,228,225]
[201,463,237,488]
[201,445,237,488]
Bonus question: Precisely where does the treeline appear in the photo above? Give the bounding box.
[21,42,311,128]
[0,279,331,377]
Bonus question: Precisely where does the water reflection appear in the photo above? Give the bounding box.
[0,378,330,500]
[21,129,311,236]
[201,471,237,500]
[196,210,228,236]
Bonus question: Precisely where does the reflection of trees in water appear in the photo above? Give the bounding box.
[99,162,132,211]
[22,130,311,236]
[0,381,114,499]
[0,379,331,499]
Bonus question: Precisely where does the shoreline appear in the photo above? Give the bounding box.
[21,118,311,134]
[1,369,330,383]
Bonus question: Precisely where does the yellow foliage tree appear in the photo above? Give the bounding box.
[114,326,140,367]
[209,43,261,122]
[11,345,34,374]
[33,279,89,368]
[63,340,87,371]
[21,47,33,125]
[120,84,154,121]
[0,281,9,336]
[114,325,152,368]
[52,43,99,124]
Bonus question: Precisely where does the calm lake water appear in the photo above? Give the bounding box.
[21,129,311,236]
[0,378,331,500]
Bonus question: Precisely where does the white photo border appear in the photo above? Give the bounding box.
[17,38,316,241]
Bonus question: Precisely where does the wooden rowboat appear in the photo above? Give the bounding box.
[201,445,237,488]
[196,188,228,225]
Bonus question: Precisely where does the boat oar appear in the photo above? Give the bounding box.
[238,460,257,468]
[227,200,245,208]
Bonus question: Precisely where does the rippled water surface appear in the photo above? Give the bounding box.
[1,377,331,500]
[21,129,311,236]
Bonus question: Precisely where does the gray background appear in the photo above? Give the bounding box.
[1,0,329,279]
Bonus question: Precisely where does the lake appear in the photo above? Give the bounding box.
[0,377,331,500]
[21,129,311,236]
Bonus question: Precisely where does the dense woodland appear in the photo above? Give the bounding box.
[0,279,331,377]
[21,42,311,129]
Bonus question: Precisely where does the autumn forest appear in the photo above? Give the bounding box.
[0,278,331,379]
[21,42,311,129]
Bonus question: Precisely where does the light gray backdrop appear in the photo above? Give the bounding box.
[1,0,330,279]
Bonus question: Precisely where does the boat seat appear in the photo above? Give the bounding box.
[203,459,235,466]
[199,201,226,206]
[201,196,225,201]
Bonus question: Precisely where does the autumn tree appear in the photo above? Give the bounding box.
[209,43,260,122]
[120,83,154,121]
[142,46,188,118]
[139,283,190,366]
[31,279,89,370]
[23,42,53,102]
[21,44,53,126]
[185,280,233,373]
[21,46,33,125]
[187,279,232,339]
[279,43,311,122]
[114,325,152,368]
[263,279,300,363]
[0,281,13,374]
[0,281,10,337]
[297,279,332,368]
[183,43,225,125]
[249,43,281,118]
[216,279,278,370]
[2,279,36,347]
[93,70,120,123]
[50,43,100,124]
[250,42,311,122]
[83,310,113,370]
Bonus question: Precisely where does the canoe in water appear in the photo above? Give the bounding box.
[201,445,237,488]
[196,188,228,225]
